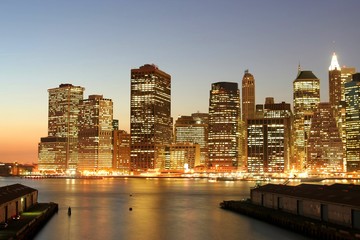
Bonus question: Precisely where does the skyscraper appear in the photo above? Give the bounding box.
[242,70,255,121]
[345,73,360,172]
[306,102,343,173]
[38,83,84,172]
[341,67,356,101]
[293,70,320,170]
[339,66,356,168]
[329,53,341,109]
[208,82,240,171]
[247,99,292,173]
[77,95,113,172]
[130,64,172,171]
[174,114,208,166]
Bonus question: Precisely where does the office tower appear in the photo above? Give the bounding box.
[339,67,356,169]
[130,64,172,171]
[247,100,292,173]
[38,83,84,172]
[341,67,356,101]
[167,143,200,170]
[174,114,208,166]
[329,53,341,109]
[208,82,240,171]
[77,95,113,172]
[293,71,320,170]
[113,130,131,173]
[345,73,360,172]
[242,70,255,121]
[307,102,343,173]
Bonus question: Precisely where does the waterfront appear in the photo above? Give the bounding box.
[0,177,314,240]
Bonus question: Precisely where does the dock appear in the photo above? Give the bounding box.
[0,202,58,240]
[220,200,360,240]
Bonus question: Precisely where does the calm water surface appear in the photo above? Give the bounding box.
[0,177,310,240]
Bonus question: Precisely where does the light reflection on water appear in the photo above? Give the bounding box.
[0,177,311,240]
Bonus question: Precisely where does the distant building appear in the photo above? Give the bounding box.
[306,102,343,173]
[329,53,342,110]
[208,82,240,171]
[247,100,292,173]
[339,67,356,171]
[113,130,130,173]
[345,73,360,172]
[174,114,208,166]
[341,67,356,101]
[130,64,172,171]
[77,95,113,172]
[167,143,200,170]
[38,84,84,173]
[293,70,320,170]
[242,70,256,121]
[0,184,38,224]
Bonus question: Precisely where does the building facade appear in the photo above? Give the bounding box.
[345,73,360,172]
[293,71,320,170]
[306,102,343,173]
[174,114,208,166]
[113,129,131,173]
[167,143,200,170]
[77,95,113,172]
[208,82,240,171]
[130,64,172,171]
[247,100,292,173]
[38,84,84,173]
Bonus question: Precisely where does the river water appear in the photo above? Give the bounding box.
[0,177,310,240]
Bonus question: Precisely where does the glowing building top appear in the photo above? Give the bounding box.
[329,52,341,71]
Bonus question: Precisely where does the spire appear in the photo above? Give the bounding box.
[329,52,341,71]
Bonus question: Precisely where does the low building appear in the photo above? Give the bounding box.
[0,184,38,223]
[250,183,360,230]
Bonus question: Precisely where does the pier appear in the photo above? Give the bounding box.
[0,202,58,240]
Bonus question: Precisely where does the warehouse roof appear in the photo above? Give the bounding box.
[252,183,360,208]
[0,184,37,205]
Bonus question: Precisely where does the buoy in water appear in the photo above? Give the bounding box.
[68,207,72,216]
[129,207,132,211]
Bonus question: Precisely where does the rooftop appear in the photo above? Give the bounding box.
[296,70,318,80]
[252,183,360,208]
[0,184,37,205]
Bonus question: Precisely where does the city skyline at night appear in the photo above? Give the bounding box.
[1,1,360,164]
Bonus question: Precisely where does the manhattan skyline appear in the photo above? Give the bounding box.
[1,0,360,164]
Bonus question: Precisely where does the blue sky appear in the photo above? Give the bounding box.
[1,0,359,163]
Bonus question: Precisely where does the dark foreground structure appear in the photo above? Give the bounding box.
[0,184,58,240]
[221,183,360,240]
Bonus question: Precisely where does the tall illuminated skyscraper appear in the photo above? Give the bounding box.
[293,70,320,170]
[345,73,360,172]
[339,66,356,167]
[208,82,240,171]
[242,70,255,121]
[306,102,343,173]
[130,64,172,171]
[77,95,113,171]
[329,53,341,109]
[38,83,84,172]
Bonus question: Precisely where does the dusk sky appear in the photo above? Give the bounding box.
[1,0,359,164]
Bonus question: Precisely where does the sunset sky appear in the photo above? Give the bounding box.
[1,0,359,164]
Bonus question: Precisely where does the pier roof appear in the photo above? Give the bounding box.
[253,183,360,208]
[0,184,37,205]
